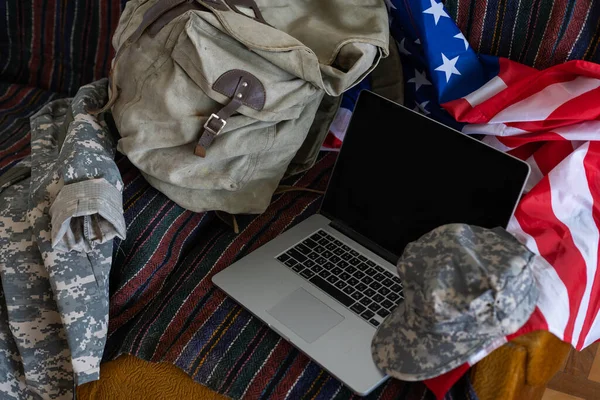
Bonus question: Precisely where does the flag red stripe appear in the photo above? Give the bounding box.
[443,98,475,121]
[446,61,600,125]
[533,141,576,176]
[506,141,543,160]
[424,364,470,400]
[509,308,550,339]
[576,142,600,348]
[500,87,600,134]
[322,132,343,149]
[497,56,536,85]
[542,86,600,122]
[514,177,588,344]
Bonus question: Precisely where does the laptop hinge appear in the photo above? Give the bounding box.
[329,220,398,265]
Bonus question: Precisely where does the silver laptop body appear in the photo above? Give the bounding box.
[212,91,530,395]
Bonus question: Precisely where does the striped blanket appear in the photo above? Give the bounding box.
[103,154,481,399]
[445,0,600,68]
[1,0,599,398]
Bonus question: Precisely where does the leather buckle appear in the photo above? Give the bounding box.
[204,113,227,136]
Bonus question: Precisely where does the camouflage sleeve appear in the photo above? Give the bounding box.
[0,180,74,400]
[48,79,125,253]
[0,288,30,400]
[50,177,125,252]
[0,157,31,192]
[27,79,123,387]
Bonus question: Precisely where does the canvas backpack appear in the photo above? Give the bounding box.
[100,0,389,213]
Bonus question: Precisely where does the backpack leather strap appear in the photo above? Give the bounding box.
[195,70,265,157]
[148,1,207,36]
[129,0,189,44]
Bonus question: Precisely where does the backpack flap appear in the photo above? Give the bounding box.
[198,0,389,96]
[106,0,387,214]
[112,2,323,213]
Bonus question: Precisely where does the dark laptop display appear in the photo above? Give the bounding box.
[321,91,530,263]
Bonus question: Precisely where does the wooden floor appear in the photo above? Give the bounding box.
[542,342,600,400]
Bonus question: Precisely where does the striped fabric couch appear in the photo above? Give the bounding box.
[1,1,598,399]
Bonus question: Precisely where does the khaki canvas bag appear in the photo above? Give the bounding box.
[102,0,389,213]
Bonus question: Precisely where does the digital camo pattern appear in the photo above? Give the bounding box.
[0,79,125,398]
[0,179,72,399]
[372,224,539,381]
[0,157,31,192]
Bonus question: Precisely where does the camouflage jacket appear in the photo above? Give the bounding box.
[0,80,125,399]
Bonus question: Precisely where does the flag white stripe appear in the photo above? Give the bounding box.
[507,217,540,255]
[463,122,529,137]
[548,142,599,347]
[554,120,600,141]
[531,256,573,341]
[489,76,600,123]
[507,218,571,340]
[524,155,543,192]
[328,107,353,142]
[571,141,589,151]
[463,76,508,107]
[464,116,600,141]
[481,135,514,151]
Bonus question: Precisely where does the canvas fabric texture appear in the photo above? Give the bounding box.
[107,0,389,214]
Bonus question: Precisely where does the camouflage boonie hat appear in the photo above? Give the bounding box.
[371,224,539,381]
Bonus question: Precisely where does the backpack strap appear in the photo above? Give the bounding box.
[195,69,266,157]
[148,2,210,35]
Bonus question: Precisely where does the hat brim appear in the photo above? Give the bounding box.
[371,302,503,381]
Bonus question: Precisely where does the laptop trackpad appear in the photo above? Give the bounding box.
[267,288,344,343]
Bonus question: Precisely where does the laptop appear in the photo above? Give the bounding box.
[212,91,530,395]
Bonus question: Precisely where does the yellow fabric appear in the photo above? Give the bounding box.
[77,355,227,400]
[511,330,571,387]
[471,342,528,400]
[78,331,571,400]
[470,331,571,400]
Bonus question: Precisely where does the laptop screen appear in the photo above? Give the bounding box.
[320,91,530,263]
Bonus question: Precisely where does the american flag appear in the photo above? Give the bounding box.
[325,0,600,398]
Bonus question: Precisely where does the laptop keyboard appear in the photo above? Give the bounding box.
[276,229,403,327]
